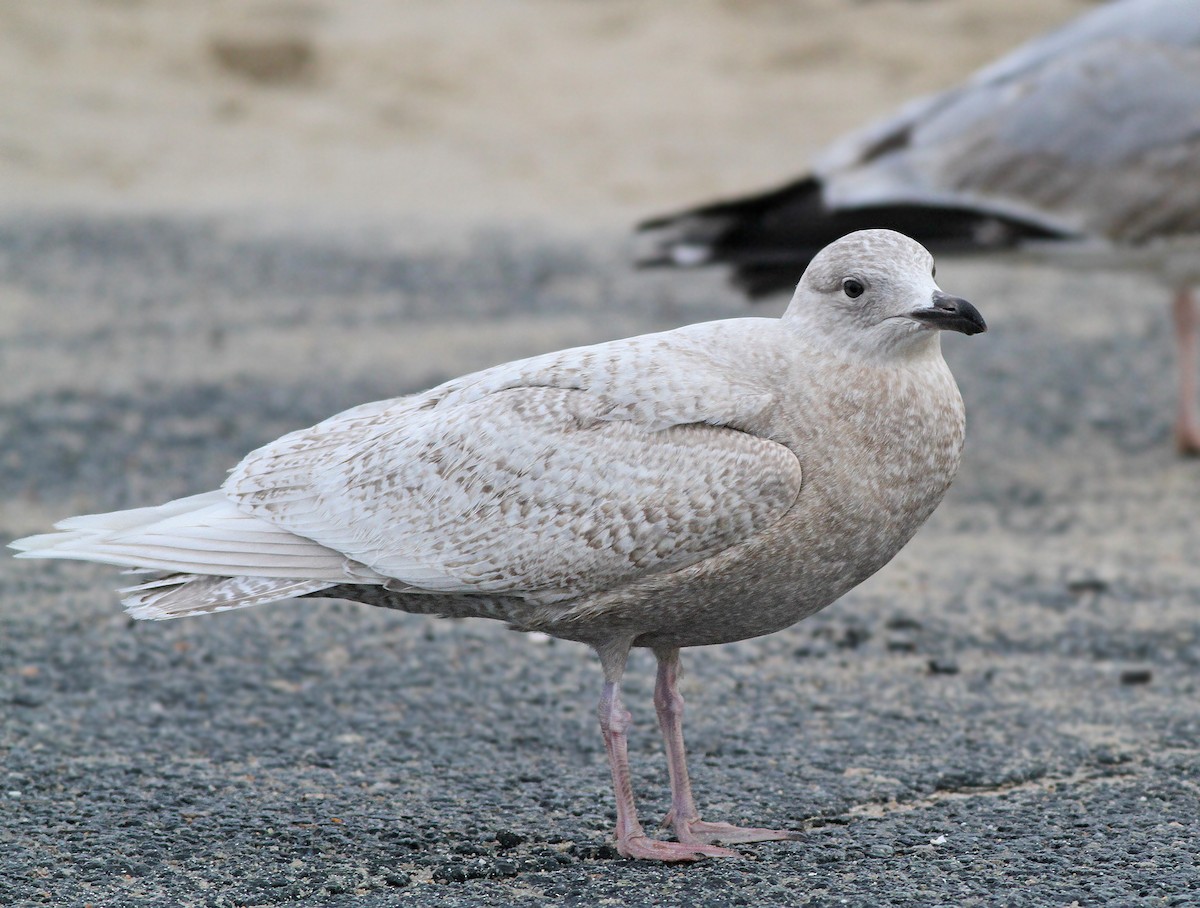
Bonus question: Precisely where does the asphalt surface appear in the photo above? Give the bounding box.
[3,214,1200,907]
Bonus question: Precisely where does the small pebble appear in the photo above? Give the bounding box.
[495,829,525,849]
[1066,577,1109,595]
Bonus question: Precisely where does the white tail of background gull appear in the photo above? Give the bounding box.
[12,230,986,862]
[637,0,1200,451]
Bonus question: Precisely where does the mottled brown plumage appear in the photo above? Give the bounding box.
[12,229,985,861]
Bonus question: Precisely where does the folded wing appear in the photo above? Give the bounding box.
[227,336,802,602]
[17,325,803,612]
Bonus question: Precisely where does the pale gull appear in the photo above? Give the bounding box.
[637,0,1200,451]
[11,230,986,862]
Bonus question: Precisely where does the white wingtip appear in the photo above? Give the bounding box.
[10,532,75,556]
[670,243,715,267]
[10,492,375,580]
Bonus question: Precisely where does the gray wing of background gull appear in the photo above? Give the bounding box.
[637,0,1200,452]
[821,9,1200,250]
[639,0,1200,291]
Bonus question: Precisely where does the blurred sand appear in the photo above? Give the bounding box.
[0,0,1093,229]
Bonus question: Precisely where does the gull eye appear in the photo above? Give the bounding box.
[842,278,864,299]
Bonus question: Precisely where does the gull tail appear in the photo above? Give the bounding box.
[118,573,336,620]
[635,176,1072,298]
[10,490,377,620]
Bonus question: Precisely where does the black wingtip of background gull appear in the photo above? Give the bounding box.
[636,176,1075,299]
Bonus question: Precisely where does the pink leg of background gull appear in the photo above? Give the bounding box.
[1173,288,1200,455]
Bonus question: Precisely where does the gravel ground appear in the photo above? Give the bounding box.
[3,214,1200,907]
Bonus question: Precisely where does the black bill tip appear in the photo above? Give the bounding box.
[910,290,987,336]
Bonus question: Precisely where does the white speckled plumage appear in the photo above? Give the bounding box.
[11,229,984,861]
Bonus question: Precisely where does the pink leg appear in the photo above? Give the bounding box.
[595,644,736,862]
[654,648,800,846]
[1172,287,1200,456]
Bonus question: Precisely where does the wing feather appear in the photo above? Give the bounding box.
[226,324,801,602]
[819,19,1200,244]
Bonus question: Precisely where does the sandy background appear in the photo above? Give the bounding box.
[1,0,1092,226]
[7,2,1200,907]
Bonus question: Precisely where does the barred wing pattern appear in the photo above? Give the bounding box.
[226,330,802,603]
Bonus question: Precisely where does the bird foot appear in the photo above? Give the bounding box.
[617,833,738,862]
[668,815,801,845]
[662,806,801,844]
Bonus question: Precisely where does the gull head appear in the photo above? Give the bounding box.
[783,229,986,359]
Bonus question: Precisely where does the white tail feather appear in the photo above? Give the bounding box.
[121,574,336,620]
